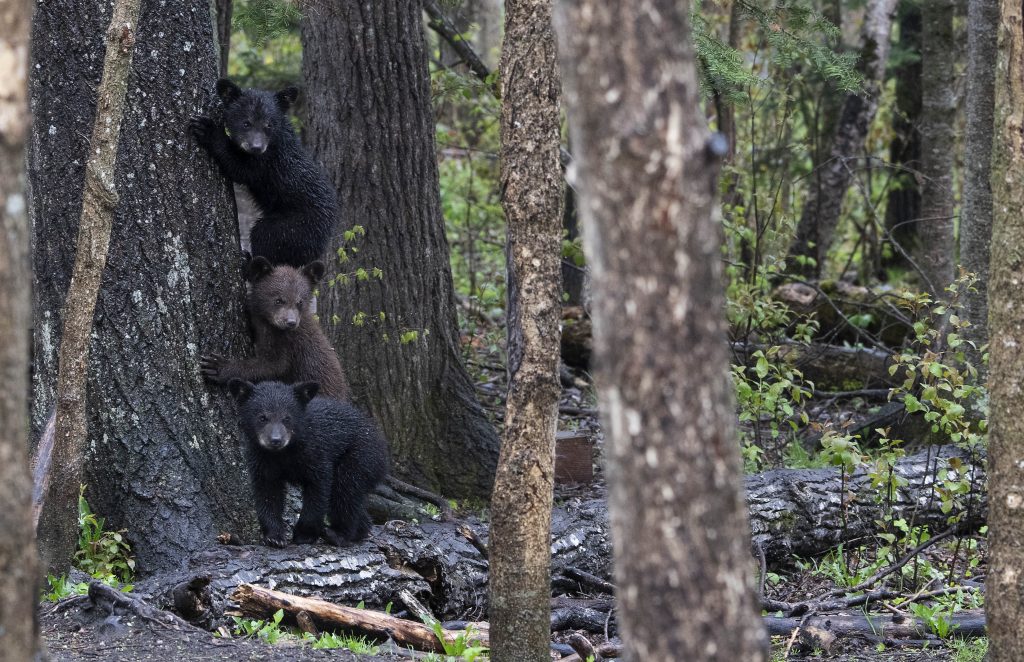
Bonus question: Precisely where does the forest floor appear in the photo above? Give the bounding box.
[37,325,988,661]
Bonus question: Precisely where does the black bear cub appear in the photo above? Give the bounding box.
[190,79,337,268]
[230,379,389,547]
[201,257,350,400]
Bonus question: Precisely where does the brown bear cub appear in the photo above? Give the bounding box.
[201,257,350,399]
[229,379,389,547]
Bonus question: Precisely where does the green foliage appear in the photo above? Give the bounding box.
[303,631,381,653]
[907,602,957,639]
[76,489,135,585]
[950,637,988,662]
[233,0,301,48]
[231,609,287,644]
[419,617,488,661]
[42,574,90,602]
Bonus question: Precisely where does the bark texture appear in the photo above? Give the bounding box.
[37,0,142,576]
[915,0,957,295]
[789,0,898,277]
[554,2,766,660]
[300,2,499,498]
[29,0,256,573]
[961,0,998,362]
[986,2,1024,658]
[488,1,563,660]
[0,0,42,657]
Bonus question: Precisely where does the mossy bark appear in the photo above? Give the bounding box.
[488,0,563,659]
[985,3,1024,658]
[554,1,766,659]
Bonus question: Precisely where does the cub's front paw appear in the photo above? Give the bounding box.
[261,533,289,548]
[199,353,228,384]
[292,528,321,545]
[189,116,219,147]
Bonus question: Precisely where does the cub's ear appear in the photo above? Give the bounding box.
[301,261,326,285]
[293,381,320,405]
[245,256,274,282]
[216,79,243,105]
[228,379,254,403]
[275,86,299,110]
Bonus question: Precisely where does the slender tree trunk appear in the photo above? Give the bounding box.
[915,0,957,295]
[883,0,923,273]
[301,2,499,498]
[789,0,898,278]
[36,0,143,576]
[488,1,563,659]
[986,4,1024,659]
[554,2,766,660]
[960,0,998,364]
[29,0,256,574]
[0,0,42,657]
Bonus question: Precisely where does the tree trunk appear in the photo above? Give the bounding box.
[789,0,898,278]
[554,2,766,660]
[216,0,232,78]
[960,0,998,365]
[29,0,256,574]
[915,0,957,295]
[883,0,922,273]
[300,2,499,498]
[0,0,42,657]
[37,0,143,577]
[986,3,1024,658]
[488,1,563,659]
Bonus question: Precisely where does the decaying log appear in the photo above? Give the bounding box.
[733,341,897,391]
[764,609,986,641]
[773,281,914,347]
[748,444,985,561]
[232,584,489,654]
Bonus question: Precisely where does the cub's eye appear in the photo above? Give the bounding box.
[282,415,291,423]
[275,298,285,305]
[297,299,304,307]
[242,121,252,129]
[258,414,268,423]
[264,123,270,130]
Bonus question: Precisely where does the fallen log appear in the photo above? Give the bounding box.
[135,446,982,626]
[231,583,489,654]
[764,609,986,641]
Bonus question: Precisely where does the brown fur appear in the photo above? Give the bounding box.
[201,258,350,399]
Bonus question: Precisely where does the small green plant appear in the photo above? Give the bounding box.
[420,617,488,661]
[908,602,957,639]
[42,574,90,601]
[950,637,988,662]
[231,609,287,644]
[76,489,135,585]
[305,631,380,653]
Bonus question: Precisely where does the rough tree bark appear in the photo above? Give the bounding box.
[883,0,922,273]
[300,2,500,498]
[29,0,256,573]
[216,0,232,78]
[915,0,956,295]
[554,2,766,660]
[488,0,563,659]
[36,0,142,576]
[960,0,998,364]
[788,0,898,278]
[0,0,42,657]
[986,3,1024,658]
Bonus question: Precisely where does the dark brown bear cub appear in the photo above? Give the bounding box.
[229,380,389,546]
[201,257,350,399]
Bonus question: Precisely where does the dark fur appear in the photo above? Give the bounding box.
[201,258,350,399]
[229,380,389,547]
[189,79,337,267]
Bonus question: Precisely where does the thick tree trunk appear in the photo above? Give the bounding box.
[216,0,232,78]
[29,0,256,574]
[915,0,957,295]
[300,2,499,498]
[883,0,922,273]
[960,0,998,365]
[488,1,563,660]
[986,3,1024,658]
[789,0,898,278]
[37,0,143,577]
[554,2,766,660]
[0,0,42,657]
